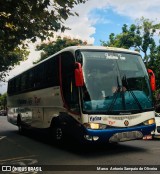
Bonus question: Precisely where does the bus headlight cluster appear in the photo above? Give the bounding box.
[143,118,155,125]
[83,123,106,129]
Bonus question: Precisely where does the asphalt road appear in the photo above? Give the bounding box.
[0,116,160,174]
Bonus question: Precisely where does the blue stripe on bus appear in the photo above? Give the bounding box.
[84,124,156,141]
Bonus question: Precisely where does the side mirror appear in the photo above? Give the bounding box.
[75,62,84,87]
[147,69,156,91]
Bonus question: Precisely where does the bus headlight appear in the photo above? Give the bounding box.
[143,118,155,125]
[83,123,106,129]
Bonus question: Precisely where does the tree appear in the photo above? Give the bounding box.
[101,17,160,66]
[0,0,87,81]
[100,24,138,49]
[35,36,88,63]
[0,93,7,110]
[0,47,29,81]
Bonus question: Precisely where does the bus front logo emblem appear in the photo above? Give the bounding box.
[124,120,129,126]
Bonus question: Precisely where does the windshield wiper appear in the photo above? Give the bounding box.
[107,75,143,113]
[122,75,143,111]
[107,76,121,113]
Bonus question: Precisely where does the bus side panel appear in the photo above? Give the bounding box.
[7,87,65,129]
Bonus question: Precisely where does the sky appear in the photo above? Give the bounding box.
[1,0,160,94]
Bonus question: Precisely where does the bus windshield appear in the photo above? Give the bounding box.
[80,51,153,114]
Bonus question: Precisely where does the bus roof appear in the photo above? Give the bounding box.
[60,46,140,55]
[8,46,140,81]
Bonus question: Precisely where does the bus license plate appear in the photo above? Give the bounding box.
[109,131,143,143]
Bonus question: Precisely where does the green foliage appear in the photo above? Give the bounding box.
[35,36,88,63]
[0,0,87,81]
[0,47,29,81]
[101,17,160,66]
[0,93,7,110]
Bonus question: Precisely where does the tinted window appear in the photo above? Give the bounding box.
[21,73,27,91]
[61,52,79,112]
[8,55,60,95]
[44,56,59,87]
[34,64,44,89]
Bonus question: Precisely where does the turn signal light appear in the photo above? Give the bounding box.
[143,118,155,125]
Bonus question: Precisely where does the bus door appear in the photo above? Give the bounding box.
[60,52,80,114]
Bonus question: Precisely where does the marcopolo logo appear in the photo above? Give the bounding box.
[90,116,102,122]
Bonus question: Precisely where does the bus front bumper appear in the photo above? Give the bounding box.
[83,124,156,143]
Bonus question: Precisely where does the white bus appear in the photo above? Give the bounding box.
[7,46,156,143]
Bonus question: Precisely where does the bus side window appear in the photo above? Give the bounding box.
[45,60,54,87]
[34,64,44,89]
[15,76,21,93]
[8,80,14,95]
[27,70,34,89]
[44,56,59,88]
[21,73,27,91]
[53,56,59,86]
